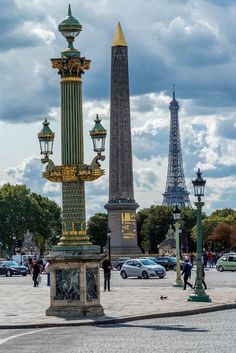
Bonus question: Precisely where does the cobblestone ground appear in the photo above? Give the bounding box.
[0,309,236,353]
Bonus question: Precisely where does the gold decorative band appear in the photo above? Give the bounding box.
[61,77,82,83]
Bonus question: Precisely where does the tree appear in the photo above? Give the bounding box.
[180,207,199,252]
[137,205,173,254]
[0,184,32,255]
[29,193,62,256]
[0,184,61,257]
[191,208,236,250]
[209,222,236,251]
[87,213,108,253]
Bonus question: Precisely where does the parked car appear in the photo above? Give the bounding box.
[154,256,184,271]
[216,253,236,272]
[120,258,166,279]
[114,257,130,271]
[0,261,28,277]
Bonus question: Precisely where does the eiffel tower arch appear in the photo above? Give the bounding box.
[162,86,191,207]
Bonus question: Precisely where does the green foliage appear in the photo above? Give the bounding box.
[87,213,108,253]
[137,205,173,253]
[0,183,61,257]
[191,208,236,251]
[179,207,197,252]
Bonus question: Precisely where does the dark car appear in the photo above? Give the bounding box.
[0,261,28,277]
[154,256,184,271]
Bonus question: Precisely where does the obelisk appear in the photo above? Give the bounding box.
[105,23,140,255]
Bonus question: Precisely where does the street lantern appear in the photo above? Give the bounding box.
[192,168,206,197]
[58,4,82,51]
[173,204,181,221]
[90,114,107,154]
[188,169,211,302]
[172,204,183,288]
[38,118,55,162]
[107,227,112,260]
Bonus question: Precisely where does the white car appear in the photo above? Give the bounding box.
[120,258,166,279]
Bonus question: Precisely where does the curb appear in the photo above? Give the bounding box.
[1,302,236,330]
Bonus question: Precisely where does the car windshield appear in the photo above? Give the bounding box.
[4,261,19,266]
[169,257,176,262]
[139,259,156,266]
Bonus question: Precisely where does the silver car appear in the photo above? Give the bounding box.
[120,258,166,279]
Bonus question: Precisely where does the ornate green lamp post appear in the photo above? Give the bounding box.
[38,5,107,317]
[172,205,183,287]
[188,169,211,302]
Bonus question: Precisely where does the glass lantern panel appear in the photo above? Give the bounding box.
[173,213,180,220]
[93,137,105,152]
[61,31,80,38]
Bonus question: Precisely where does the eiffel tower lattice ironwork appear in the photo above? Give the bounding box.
[162,85,191,207]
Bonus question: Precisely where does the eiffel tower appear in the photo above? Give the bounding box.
[162,85,191,207]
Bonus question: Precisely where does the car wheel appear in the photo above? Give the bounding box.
[158,275,165,279]
[142,271,149,279]
[6,269,12,277]
[218,266,224,272]
[120,270,127,279]
[22,273,27,276]
[116,265,121,271]
[173,265,177,271]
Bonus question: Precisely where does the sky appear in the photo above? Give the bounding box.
[1,0,236,218]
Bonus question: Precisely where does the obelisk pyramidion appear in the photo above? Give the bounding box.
[105,22,140,255]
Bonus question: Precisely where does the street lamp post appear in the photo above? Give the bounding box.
[172,205,183,287]
[188,168,211,302]
[12,234,16,257]
[107,228,111,260]
[37,5,107,318]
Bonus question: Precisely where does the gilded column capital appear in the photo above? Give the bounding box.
[51,57,91,78]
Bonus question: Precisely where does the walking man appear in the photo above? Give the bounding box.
[181,259,193,290]
[102,255,112,292]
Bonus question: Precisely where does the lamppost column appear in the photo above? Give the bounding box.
[107,228,111,260]
[188,168,211,302]
[173,222,183,287]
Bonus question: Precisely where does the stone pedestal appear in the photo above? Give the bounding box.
[46,245,104,317]
[105,202,140,255]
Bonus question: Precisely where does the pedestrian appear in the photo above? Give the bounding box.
[189,253,195,267]
[193,263,207,290]
[32,261,41,287]
[102,255,112,292]
[203,251,208,268]
[181,259,193,290]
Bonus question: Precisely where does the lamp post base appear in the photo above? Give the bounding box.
[46,245,104,318]
[46,304,104,318]
[188,290,211,302]
[172,279,183,287]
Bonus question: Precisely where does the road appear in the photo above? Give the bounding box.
[0,309,235,352]
[1,266,235,289]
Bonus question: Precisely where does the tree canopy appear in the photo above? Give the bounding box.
[0,183,61,257]
[87,213,108,253]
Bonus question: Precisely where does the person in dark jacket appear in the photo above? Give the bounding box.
[181,259,193,290]
[102,255,112,292]
[32,262,40,287]
[193,263,207,290]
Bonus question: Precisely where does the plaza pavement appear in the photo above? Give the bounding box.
[1,269,236,329]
